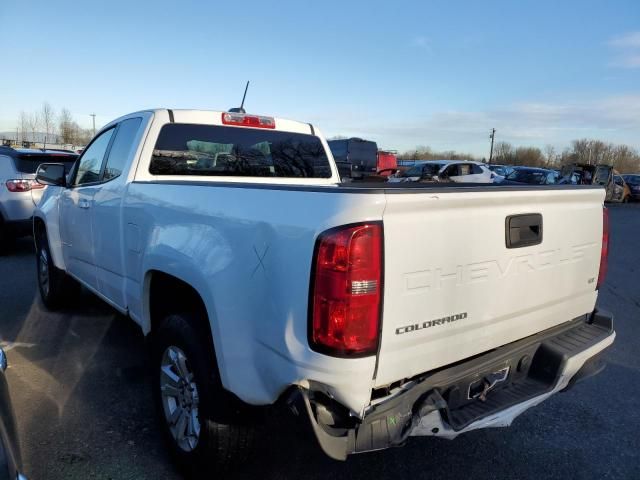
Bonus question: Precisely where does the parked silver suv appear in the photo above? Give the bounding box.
[0,147,77,250]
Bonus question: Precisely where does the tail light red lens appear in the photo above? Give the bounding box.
[221,112,276,129]
[5,179,43,192]
[597,207,609,289]
[310,223,383,357]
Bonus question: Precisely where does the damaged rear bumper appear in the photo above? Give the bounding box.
[293,309,615,460]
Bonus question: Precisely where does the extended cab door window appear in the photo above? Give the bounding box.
[73,128,116,185]
[102,118,142,182]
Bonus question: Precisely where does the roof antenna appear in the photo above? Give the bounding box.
[229,81,250,113]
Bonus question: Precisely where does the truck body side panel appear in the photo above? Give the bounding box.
[123,182,385,413]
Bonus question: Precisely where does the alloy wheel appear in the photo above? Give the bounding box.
[160,346,201,452]
[38,248,50,297]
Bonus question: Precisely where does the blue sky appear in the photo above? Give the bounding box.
[1,0,639,156]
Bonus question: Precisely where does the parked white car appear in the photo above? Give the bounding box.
[388,160,496,183]
[33,108,614,474]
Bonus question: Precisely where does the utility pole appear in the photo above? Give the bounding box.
[488,128,496,163]
[90,113,96,136]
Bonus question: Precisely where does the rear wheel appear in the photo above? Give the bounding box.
[152,313,257,476]
[36,231,77,309]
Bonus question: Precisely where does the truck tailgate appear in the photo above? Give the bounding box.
[375,187,604,387]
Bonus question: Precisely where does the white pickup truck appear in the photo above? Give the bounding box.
[33,109,615,474]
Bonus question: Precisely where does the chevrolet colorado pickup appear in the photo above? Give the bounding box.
[32,108,615,474]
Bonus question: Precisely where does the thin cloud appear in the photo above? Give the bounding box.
[608,31,640,48]
[607,31,640,69]
[322,95,640,154]
[411,36,432,52]
[610,54,640,69]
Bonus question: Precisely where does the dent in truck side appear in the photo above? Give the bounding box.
[124,182,386,413]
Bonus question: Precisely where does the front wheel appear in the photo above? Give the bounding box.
[151,313,257,476]
[0,218,12,255]
[36,232,77,309]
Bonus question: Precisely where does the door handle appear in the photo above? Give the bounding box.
[506,213,543,248]
[78,199,91,209]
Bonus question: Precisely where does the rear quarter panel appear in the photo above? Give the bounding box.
[124,183,385,414]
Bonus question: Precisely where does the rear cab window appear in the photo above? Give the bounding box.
[149,124,332,178]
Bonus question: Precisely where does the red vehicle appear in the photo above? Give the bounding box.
[376,150,397,176]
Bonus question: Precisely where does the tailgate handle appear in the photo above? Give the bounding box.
[506,213,542,248]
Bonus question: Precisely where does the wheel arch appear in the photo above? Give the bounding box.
[32,209,66,270]
[33,215,46,241]
[144,269,222,382]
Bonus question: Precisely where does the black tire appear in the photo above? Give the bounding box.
[0,218,11,255]
[151,313,257,477]
[35,230,77,309]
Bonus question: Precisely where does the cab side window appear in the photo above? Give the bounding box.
[443,165,458,177]
[103,118,142,182]
[458,164,472,176]
[74,128,115,185]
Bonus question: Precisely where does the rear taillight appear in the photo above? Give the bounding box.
[221,112,275,129]
[5,179,44,192]
[597,207,609,289]
[310,223,383,357]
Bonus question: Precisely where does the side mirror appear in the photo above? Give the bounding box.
[35,163,67,187]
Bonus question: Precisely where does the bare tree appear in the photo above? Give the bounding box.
[76,128,93,145]
[27,112,40,143]
[611,145,640,173]
[492,142,514,165]
[58,108,76,144]
[556,139,640,172]
[18,111,29,143]
[397,145,476,161]
[543,145,557,168]
[568,139,614,166]
[514,147,545,167]
[41,102,56,144]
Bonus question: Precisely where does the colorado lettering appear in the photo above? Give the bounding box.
[396,312,468,335]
